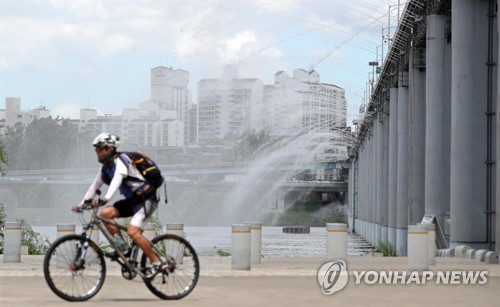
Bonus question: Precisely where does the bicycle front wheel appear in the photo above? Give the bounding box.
[141,234,200,300]
[43,234,106,301]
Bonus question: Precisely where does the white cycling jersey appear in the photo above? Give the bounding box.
[81,155,147,204]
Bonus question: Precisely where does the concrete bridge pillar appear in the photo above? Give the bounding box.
[381,98,390,243]
[451,0,494,249]
[497,0,500,252]
[425,14,451,232]
[409,47,426,225]
[362,143,368,239]
[364,135,371,242]
[358,142,364,238]
[348,157,355,231]
[359,144,367,238]
[388,87,399,249]
[369,132,375,244]
[375,112,384,245]
[397,71,409,256]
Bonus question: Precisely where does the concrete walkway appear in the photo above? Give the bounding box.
[1,255,500,306]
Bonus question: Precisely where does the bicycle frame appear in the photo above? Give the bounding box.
[80,207,163,277]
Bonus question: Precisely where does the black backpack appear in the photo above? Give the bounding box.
[119,152,163,187]
[118,151,167,203]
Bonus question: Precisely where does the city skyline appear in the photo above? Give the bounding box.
[0,0,401,123]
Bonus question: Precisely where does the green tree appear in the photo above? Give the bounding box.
[0,204,51,255]
[0,118,83,170]
[0,140,6,176]
[240,130,271,160]
[0,122,24,171]
[20,117,78,169]
[0,203,5,253]
[18,218,51,255]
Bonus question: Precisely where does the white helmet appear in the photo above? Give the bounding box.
[92,133,120,148]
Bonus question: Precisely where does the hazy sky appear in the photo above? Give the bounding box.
[0,0,400,122]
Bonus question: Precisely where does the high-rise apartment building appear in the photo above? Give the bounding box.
[186,106,198,145]
[197,79,222,144]
[228,78,264,135]
[265,69,347,136]
[262,69,349,165]
[197,67,346,145]
[197,66,264,144]
[142,66,193,145]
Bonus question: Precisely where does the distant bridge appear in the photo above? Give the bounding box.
[0,177,347,192]
[1,160,348,214]
[0,171,347,215]
[1,160,349,180]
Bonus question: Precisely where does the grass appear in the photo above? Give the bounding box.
[376,241,398,257]
[214,246,231,257]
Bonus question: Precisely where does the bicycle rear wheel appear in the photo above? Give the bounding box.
[141,234,200,299]
[43,234,106,301]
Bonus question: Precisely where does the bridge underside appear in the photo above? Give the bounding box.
[351,0,500,254]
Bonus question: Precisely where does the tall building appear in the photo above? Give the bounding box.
[186,106,198,145]
[77,66,189,160]
[261,69,349,165]
[197,79,222,144]
[227,78,264,135]
[141,66,193,145]
[264,69,347,136]
[196,67,347,147]
[197,66,264,144]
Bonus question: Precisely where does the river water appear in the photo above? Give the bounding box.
[32,226,375,257]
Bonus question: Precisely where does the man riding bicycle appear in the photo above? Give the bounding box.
[74,132,162,277]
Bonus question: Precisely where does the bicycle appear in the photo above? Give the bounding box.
[43,195,200,301]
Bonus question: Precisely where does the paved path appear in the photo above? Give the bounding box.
[1,255,500,306]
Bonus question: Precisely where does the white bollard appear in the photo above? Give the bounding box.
[408,225,428,271]
[57,224,76,268]
[454,245,469,258]
[166,223,184,238]
[166,223,185,264]
[57,224,76,239]
[4,222,22,263]
[245,222,262,264]
[231,224,251,270]
[326,223,348,262]
[418,223,436,265]
[90,225,100,245]
[484,251,500,264]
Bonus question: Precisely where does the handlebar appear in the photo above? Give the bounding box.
[75,201,94,213]
[75,189,103,212]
